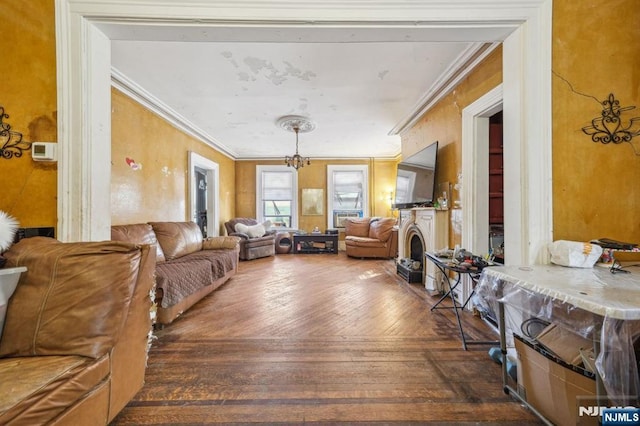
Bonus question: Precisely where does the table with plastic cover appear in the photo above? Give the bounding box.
[475,264,640,423]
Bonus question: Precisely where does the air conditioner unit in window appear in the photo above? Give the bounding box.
[333,210,363,228]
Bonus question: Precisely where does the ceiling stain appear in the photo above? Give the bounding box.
[221,51,239,68]
[239,56,316,86]
[378,70,389,80]
[283,61,316,81]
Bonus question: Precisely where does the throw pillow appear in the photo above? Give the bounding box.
[203,236,240,250]
[234,223,249,235]
[247,224,266,238]
[235,223,266,238]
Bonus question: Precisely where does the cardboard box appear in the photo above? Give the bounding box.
[535,323,593,366]
[515,335,597,426]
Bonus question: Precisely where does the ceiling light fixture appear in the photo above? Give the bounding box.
[278,115,315,170]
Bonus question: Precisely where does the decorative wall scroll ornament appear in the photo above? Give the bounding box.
[582,94,640,155]
[278,115,315,170]
[0,106,32,159]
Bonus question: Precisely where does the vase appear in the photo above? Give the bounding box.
[0,266,26,336]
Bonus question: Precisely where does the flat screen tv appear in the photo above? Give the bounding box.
[392,140,438,209]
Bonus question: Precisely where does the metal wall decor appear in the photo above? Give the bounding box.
[0,106,31,159]
[582,94,640,152]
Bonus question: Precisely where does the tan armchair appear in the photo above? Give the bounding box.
[344,217,398,259]
[224,218,276,260]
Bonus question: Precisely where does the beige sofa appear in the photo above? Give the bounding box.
[0,237,155,425]
[111,221,239,325]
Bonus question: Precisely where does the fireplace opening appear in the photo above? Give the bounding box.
[410,233,424,262]
[397,225,425,283]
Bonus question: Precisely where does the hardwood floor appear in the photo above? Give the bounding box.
[111,252,542,425]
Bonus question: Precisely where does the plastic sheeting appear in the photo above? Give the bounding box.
[474,264,640,405]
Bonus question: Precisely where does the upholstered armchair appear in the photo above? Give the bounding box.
[224,218,276,260]
[344,217,398,259]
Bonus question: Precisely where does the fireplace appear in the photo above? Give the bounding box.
[396,208,448,292]
[396,224,426,283]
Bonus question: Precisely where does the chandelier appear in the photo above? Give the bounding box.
[277,115,315,170]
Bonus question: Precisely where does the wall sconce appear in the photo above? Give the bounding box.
[0,106,32,159]
[582,94,640,155]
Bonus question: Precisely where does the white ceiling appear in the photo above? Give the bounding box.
[109,26,510,159]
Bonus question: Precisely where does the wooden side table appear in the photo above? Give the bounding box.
[293,234,338,254]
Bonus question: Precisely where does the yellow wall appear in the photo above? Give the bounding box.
[552,0,640,242]
[401,47,503,247]
[1,0,58,230]
[9,0,640,246]
[236,158,397,234]
[111,88,236,236]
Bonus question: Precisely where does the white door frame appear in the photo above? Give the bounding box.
[461,85,503,259]
[55,0,552,265]
[188,151,220,237]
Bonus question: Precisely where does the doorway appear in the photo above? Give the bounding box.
[188,152,220,237]
[488,111,504,263]
[55,0,553,258]
[194,167,208,237]
[461,84,503,260]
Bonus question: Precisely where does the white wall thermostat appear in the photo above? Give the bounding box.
[31,142,57,162]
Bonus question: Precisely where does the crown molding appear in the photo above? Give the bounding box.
[110,67,237,159]
[389,41,500,136]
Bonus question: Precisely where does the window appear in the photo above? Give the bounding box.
[327,165,368,229]
[256,166,297,229]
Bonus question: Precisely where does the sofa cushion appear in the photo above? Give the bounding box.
[155,259,213,308]
[345,236,388,248]
[369,217,396,242]
[175,250,238,277]
[202,236,241,250]
[344,218,370,237]
[111,222,166,263]
[150,221,203,260]
[0,237,143,359]
[0,354,109,424]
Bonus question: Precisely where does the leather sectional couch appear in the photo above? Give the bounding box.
[344,217,398,259]
[0,237,155,425]
[111,221,240,325]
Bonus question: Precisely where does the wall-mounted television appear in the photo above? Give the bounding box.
[392,140,438,209]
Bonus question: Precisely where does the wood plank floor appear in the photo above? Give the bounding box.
[111,252,542,425]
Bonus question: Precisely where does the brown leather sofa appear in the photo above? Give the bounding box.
[344,217,399,259]
[224,218,276,260]
[111,221,239,325]
[0,237,154,425]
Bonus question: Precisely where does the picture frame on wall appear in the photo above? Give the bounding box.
[302,188,323,216]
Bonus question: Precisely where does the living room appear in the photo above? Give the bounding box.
[3,0,640,424]
[5,0,639,252]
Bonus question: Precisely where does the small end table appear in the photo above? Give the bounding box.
[275,232,292,254]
